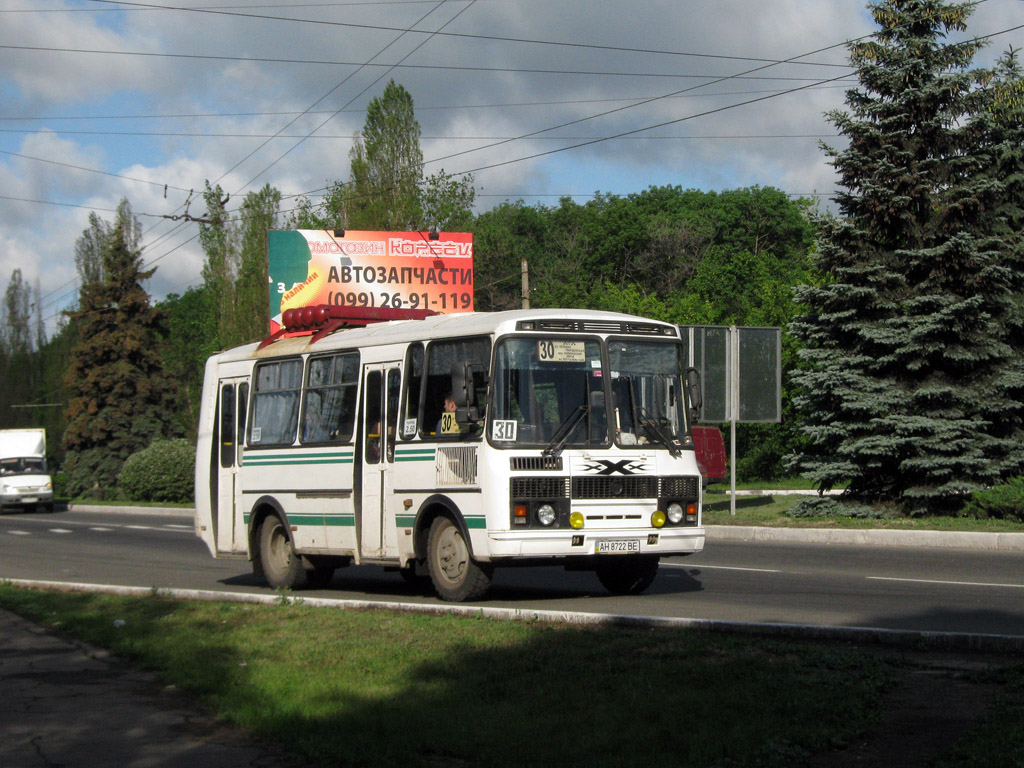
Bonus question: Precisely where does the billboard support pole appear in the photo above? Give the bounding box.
[730,325,739,516]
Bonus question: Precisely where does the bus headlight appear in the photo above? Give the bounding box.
[667,502,684,525]
[569,511,585,529]
[537,504,557,527]
[651,510,666,528]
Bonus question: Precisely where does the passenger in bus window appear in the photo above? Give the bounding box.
[303,400,329,442]
[436,393,457,435]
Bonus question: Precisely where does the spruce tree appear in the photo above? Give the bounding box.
[789,0,1024,514]
[63,220,180,496]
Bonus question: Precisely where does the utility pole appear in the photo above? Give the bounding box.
[521,257,530,309]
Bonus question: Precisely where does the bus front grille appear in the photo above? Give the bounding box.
[511,477,571,499]
[572,476,660,499]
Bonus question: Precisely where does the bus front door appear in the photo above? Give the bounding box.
[216,377,249,554]
[359,363,402,559]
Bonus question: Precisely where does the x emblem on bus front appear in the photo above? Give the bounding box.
[582,459,648,475]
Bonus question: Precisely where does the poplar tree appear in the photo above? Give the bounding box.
[347,79,424,230]
[198,182,281,348]
[63,219,179,495]
[789,0,1024,514]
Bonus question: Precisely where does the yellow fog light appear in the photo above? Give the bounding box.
[651,510,666,528]
[569,511,585,529]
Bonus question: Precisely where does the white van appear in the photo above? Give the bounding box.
[0,429,55,513]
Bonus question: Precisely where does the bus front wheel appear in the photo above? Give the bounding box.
[595,555,660,596]
[259,515,308,590]
[426,516,492,602]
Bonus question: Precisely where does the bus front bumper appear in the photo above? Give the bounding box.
[486,527,705,559]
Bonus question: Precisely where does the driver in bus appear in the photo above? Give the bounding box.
[436,393,458,435]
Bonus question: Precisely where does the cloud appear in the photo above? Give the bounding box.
[0,0,1019,334]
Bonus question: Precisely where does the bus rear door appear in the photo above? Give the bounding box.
[216,377,249,554]
[359,363,402,559]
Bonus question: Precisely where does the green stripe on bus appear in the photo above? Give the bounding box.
[243,453,353,466]
[286,515,324,525]
[324,515,355,527]
[395,449,436,461]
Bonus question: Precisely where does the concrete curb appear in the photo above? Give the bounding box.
[707,525,1024,551]
[6,578,1024,653]
[67,504,194,518]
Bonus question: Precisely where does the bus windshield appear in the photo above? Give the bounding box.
[608,339,687,448]
[492,337,607,448]
[491,336,688,451]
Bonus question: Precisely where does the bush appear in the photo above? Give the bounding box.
[786,496,892,519]
[960,478,1024,522]
[117,438,195,504]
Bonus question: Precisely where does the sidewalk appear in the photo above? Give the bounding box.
[0,608,293,768]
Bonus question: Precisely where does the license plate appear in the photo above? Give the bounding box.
[595,539,640,554]
[21,497,38,504]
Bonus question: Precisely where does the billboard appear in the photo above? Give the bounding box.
[679,325,781,424]
[267,230,474,333]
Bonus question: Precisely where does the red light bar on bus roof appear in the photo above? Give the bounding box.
[258,304,437,350]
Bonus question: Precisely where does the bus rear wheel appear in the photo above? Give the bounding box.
[259,515,308,590]
[595,555,660,596]
[427,516,492,602]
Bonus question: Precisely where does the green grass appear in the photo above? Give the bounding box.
[0,585,896,768]
[931,664,1024,768]
[702,492,1024,533]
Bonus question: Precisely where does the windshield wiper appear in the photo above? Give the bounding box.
[623,375,681,456]
[637,407,682,457]
[543,405,589,458]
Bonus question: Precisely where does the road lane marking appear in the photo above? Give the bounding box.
[7,530,30,536]
[48,529,73,534]
[662,562,782,573]
[90,527,114,532]
[867,576,1024,590]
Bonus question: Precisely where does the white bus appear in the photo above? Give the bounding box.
[195,307,705,601]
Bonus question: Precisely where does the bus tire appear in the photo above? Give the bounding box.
[427,516,492,602]
[595,555,659,596]
[259,515,309,590]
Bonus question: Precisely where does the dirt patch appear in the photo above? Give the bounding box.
[800,652,1005,768]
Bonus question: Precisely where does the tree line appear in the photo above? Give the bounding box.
[2,0,1022,516]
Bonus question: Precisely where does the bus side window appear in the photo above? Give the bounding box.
[401,343,423,439]
[237,383,248,464]
[220,384,235,468]
[386,368,400,460]
[302,353,358,443]
[365,370,383,464]
[422,337,491,438]
[251,359,302,446]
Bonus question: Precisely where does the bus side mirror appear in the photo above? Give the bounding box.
[451,363,479,422]
[685,367,702,422]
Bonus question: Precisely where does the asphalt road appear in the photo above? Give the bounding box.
[2,508,1023,637]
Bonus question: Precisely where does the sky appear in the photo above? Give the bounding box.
[1,0,1022,335]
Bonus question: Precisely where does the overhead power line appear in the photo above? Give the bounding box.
[0,44,853,83]
[0,84,855,124]
[80,0,852,70]
[0,148,191,192]
[0,129,841,140]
